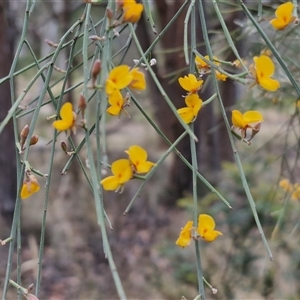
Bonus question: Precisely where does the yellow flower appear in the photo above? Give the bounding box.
[178,74,203,94]
[216,70,228,81]
[52,102,76,133]
[279,179,293,193]
[195,55,220,70]
[176,221,194,248]
[107,90,125,116]
[253,55,280,92]
[105,65,133,95]
[270,2,294,30]
[122,0,144,23]
[292,183,300,201]
[177,94,202,124]
[198,214,222,242]
[195,55,227,81]
[231,110,263,139]
[125,145,155,174]
[129,68,146,91]
[20,174,40,200]
[100,159,133,192]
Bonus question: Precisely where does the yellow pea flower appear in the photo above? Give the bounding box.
[270,2,294,30]
[216,70,228,81]
[129,68,146,91]
[125,145,155,174]
[176,221,194,248]
[122,0,144,23]
[20,174,40,200]
[107,90,125,116]
[177,94,202,124]
[198,214,222,242]
[279,179,293,193]
[231,110,263,139]
[195,55,220,70]
[100,159,133,192]
[106,65,133,95]
[253,55,280,92]
[178,74,203,94]
[52,102,77,133]
[291,183,300,201]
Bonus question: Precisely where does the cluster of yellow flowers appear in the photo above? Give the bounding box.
[176,214,223,247]
[176,2,294,246]
[279,179,300,201]
[100,145,155,193]
[106,65,146,117]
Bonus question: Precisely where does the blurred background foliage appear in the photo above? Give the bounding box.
[0,0,300,299]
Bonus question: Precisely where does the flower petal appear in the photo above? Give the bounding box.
[177,107,194,124]
[20,181,40,200]
[201,229,223,242]
[126,145,148,163]
[105,65,133,95]
[243,111,263,124]
[52,102,74,131]
[198,214,216,231]
[129,68,146,90]
[258,78,280,92]
[100,176,120,191]
[111,159,133,184]
[176,221,193,248]
[231,110,245,128]
[135,161,155,174]
[254,55,275,78]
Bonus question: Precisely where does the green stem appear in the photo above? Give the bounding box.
[198,0,273,260]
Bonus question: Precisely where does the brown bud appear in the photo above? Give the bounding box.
[29,135,39,146]
[61,141,68,154]
[20,125,29,151]
[91,59,101,86]
[78,94,87,119]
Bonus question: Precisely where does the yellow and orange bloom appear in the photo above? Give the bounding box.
[20,174,40,200]
[52,102,77,134]
[106,65,133,95]
[176,214,222,248]
[231,110,263,140]
[198,214,223,242]
[195,55,227,81]
[121,0,144,23]
[279,179,300,201]
[100,159,133,192]
[279,179,293,193]
[195,55,220,70]
[176,221,194,248]
[178,74,203,94]
[216,70,228,81]
[177,94,202,124]
[291,183,300,201]
[270,2,294,30]
[107,90,126,116]
[125,145,155,174]
[252,55,280,92]
[129,68,146,91]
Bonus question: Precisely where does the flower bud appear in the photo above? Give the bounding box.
[29,135,39,146]
[91,59,101,87]
[61,141,68,154]
[20,125,29,151]
[78,94,87,118]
